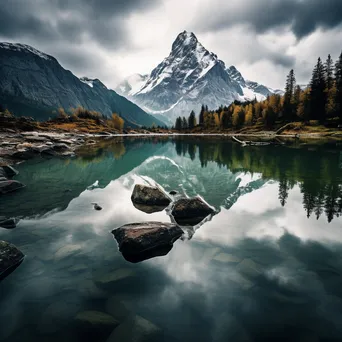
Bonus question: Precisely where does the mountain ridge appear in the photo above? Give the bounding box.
[0,42,164,127]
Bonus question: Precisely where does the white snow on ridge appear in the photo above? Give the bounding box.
[241,86,266,102]
[0,42,52,60]
[142,97,184,114]
[79,77,94,88]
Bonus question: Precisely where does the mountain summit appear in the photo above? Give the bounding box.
[116,31,283,125]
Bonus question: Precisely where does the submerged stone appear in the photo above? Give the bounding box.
[75,311,119,340]
[75,311,119,327]
[212,253,242,264]
[96,268,136,286]
[0,240,24,280]
[171,197,215,225]
[0,217,19,229]
[112,222,183,263]
[54,244,82,261]
[236,259,263,279]
[105,296,132,321]
[92,202,102,211]
[106,315,161,342]
[131,184,171,211]
[0,165,18,178]
[0,180,25,194]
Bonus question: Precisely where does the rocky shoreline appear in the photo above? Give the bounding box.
[0,130,96,167]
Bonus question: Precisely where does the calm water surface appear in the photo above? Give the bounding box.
[1,136,342,342]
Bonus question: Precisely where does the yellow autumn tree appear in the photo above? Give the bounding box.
[232,105,244,128]
[253,102,262,120]
[57,107,68,119]
[245,104,253,125]
[111,113,124,130]
[213,112,220,127]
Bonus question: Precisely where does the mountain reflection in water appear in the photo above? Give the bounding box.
[0,136,342,342]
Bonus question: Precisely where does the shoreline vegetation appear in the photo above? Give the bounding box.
[1,51,342,167]
[1,106,342,139]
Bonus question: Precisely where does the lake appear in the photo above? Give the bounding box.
[1,136,342,342]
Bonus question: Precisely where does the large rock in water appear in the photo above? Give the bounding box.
[0,241,24,280]
[131,184,171,213]
[106,315,161,342]
[112,222,183,263]
[171,197,215,225]
[0,180,25,194]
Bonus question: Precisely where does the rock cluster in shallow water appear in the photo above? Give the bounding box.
[113,184,216,263]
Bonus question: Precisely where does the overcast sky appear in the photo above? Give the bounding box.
[1,0,342,89]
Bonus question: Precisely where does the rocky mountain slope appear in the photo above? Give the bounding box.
[0,42,163,127]
[116,31,283,125]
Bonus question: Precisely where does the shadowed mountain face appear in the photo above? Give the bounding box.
[116,31,284,125]
[0,43,164,127]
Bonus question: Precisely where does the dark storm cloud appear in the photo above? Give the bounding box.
[0,0,162,81]
[0,0,160,46]
[196,0,342,40]
[269,52,295,68]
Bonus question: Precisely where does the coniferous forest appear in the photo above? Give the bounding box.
[174,52,342,130]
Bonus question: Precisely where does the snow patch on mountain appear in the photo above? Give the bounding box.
[0,42,52,60]
[79,77,94,88]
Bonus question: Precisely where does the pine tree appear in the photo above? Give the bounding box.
[283,69,296,121]
[199,105,205,125]
[188,110,196,129]
[220,111,230,129]
[325,54,334,91]
[293,85,301,119]
[335,52,342,121]
[175,117,182,131]
[182,117,188,130]
[310,57,327,122]
[297,88,310,121]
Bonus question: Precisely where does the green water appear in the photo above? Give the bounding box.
[1,136,342,342]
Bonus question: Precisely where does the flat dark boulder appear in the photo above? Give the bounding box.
[12,148,39,160]
[0,241,24,280]
[171,197,215,225]
[131,184,171,211]
[0,166,18,178]
[0,217,19,229]
[112,222,183,263]
[0,180,25,194]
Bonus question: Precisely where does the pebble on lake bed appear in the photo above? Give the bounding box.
[92,202,102,210]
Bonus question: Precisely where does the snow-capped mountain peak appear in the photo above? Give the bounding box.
[227,66,246,87]
[116,31,283,125]
[136,30,220,97]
